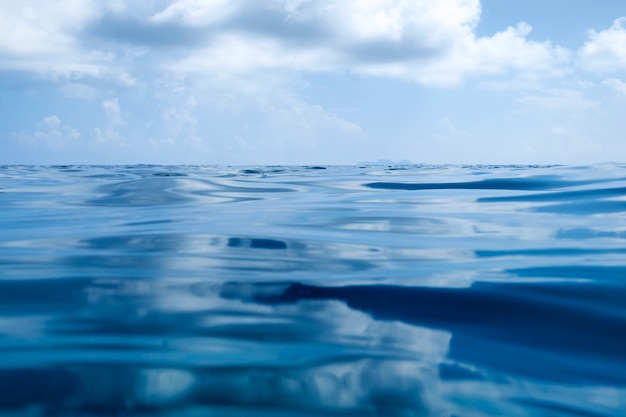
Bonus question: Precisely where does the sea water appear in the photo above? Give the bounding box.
[0,164,625,416]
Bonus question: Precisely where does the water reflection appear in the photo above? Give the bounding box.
[2,165,626,416]
[1,273,625,415]
[477,183,626,215]
[246,280,626,385]
[0,277,451,416]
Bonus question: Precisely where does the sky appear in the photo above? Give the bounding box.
[1,0,626,165]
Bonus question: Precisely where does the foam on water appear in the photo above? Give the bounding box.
[0,164,625,416]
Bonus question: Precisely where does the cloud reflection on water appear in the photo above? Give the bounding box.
[2,165,626,416]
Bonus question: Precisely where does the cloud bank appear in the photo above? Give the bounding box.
[2,1,626,164]
[1,0,571,84]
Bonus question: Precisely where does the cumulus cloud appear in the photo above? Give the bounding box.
[102,97,124,126]
[152,0,569,84]
[4,1,614,165]
[88,97,129,150]
[0,0,571,86]
[15,115,80,149]
[603,78,626,96]
[0,0,106,75]
[579,17,626,72]
[0,1,93,55]
[150,0,237,26]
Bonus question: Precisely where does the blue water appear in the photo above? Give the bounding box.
[1,164,626,416]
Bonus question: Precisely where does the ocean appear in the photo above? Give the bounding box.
[0,164,625,416]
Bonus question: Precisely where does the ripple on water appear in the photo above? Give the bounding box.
[0,164,626,416]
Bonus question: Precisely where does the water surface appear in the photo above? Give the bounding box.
[1,164,625,416]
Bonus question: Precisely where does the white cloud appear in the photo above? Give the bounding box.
[195,75,364,164]
[5,0,618,165]
[0,0,107,76]
[15,115,81,149]
[159,95,204,151]
[0,2,163,79]
[88,97,130,150]
[168,34,328,75]
[102,97,124,126]
[116,72,138,87]
[257,95,363,152]
[469,23,570,76]
[158,0,568,85]
[0,1,95,55]
[124,69,365,164]
[518,89,599,112]
[603,78,626,96]
[280,0,481,44]
[150,0,236,26]
[0,1,572,86]
[579,17,626,72]
[357,22,569,84]
[91,126,127,148]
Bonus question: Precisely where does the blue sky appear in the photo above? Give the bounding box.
[1,0,626,165]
